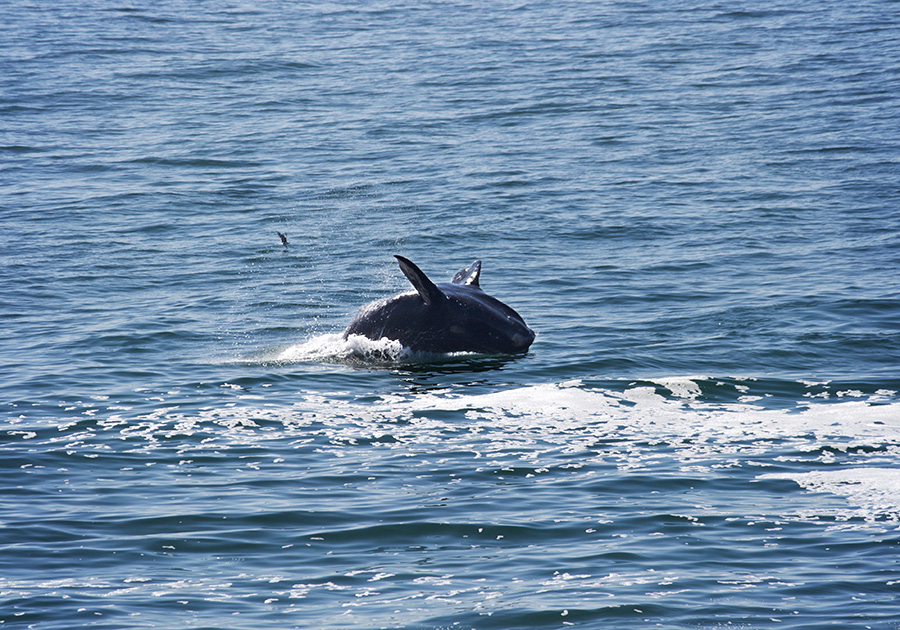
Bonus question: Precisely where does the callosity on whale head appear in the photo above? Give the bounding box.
[342,255,535,355]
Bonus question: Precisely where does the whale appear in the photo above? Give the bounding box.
[342,255,535,355]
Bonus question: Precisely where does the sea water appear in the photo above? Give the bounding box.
[2,1,900,628]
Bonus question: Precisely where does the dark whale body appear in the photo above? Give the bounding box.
[343,256,535,355]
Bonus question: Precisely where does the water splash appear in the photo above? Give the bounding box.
[276,333,408,364]
[261,334,481,366]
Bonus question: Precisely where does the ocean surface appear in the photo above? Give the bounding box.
[2,1,900,628]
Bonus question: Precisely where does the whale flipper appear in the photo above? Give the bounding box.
[395,255,444,306]
[451,260,481,287]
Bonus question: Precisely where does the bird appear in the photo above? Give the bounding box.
[277,231,289,248]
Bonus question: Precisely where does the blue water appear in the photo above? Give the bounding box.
[3,1,900,628]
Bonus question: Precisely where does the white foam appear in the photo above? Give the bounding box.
[276,333,408,364]
[271,333,480,365]
[400,383,900,444]
[60,376,900,525]
[649,376,706,399]
[376,383,900,519]
[759,468,900,525]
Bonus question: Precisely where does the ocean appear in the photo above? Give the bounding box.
[2,1,900,628]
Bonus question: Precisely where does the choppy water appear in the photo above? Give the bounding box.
[3,1,900,628]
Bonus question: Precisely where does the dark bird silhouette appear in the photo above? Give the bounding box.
[277,231,289,247]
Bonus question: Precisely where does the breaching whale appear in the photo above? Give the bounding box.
[342,256,535,355]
